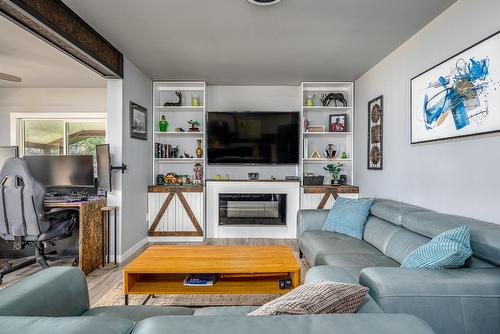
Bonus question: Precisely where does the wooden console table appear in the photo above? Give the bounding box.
[301,185,359,209]
[147,185,204,238]
[45,198,107,274]
[123,245,300,305]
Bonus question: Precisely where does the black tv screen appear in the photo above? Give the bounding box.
[207,112,299,164]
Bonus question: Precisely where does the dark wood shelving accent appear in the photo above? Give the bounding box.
[302,185,359,194]
[148,185,204,193]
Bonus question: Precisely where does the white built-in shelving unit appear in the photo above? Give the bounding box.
[152,82,207,182]
[300,82,355,185]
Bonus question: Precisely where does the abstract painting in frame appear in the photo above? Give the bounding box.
[411,30,500,144]
[130,102,148,140]
[368,95,383,170]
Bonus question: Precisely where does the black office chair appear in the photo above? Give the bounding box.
[0,158,78,284]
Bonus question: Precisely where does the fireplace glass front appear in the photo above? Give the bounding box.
[219,193,287,226]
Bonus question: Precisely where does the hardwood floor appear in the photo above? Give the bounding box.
[0,238,299,306]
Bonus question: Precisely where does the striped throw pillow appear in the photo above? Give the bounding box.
[401,225,473,269]
[247,280,368,316]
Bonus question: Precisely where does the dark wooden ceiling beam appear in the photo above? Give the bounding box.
[0,0,123,78]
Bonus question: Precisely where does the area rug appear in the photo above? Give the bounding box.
[94,254,309,307]
[93,282,279,307]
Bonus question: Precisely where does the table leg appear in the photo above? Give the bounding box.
[114,209,117,265]
[101,211,105,267]
[106,211,110,264]
[291,269,300,288]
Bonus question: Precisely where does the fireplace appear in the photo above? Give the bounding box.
[219,193,287,226]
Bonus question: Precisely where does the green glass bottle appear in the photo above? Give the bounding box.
[159,115,168,132]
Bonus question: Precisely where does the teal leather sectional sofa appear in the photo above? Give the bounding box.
[0,266,435,334]
[298,198,500,334]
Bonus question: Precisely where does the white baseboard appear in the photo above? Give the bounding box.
[115,237,149,263]
[147,236,204,243]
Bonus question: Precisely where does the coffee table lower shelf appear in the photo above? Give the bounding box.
[124,272,299,305]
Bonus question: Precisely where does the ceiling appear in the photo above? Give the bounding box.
[63,0,456,85]
[0,16,106,88]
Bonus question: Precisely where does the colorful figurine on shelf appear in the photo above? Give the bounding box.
[193,163,204,185]
[164,173,176,184]
[305,94,315,107]
[188,120,201,132]
[341,151,349,159]
[304,118,311,132]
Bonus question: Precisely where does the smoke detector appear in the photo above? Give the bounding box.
[247,0,284,7]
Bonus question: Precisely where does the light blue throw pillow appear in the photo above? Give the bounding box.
[400,225,473,269]
[321,197,374,239]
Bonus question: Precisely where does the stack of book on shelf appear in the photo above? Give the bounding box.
[183,274,216,286]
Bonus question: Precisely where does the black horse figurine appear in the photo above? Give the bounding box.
[321,93,348,107]
[164,91,183,106]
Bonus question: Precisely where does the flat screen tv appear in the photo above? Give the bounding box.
[207,112,299,164]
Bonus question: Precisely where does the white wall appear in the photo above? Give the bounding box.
[0,88,106,145]
[120,59,153,255]
[207,86,300,179]
[354,0,500,224]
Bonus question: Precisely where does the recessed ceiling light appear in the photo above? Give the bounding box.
[247,0,284,7]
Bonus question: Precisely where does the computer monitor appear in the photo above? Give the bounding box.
[0,146,18,170]
[24,155,95,188]
[96,144,112,191]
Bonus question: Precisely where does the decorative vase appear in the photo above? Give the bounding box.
[196,139,203,158]
[305,95,314,107]
[159,115,168,132]
[191,95,200,107]
[324,144,337,159]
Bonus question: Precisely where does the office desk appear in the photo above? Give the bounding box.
[45,198,107,275]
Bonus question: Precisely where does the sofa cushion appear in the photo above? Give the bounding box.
[317,254,399,278]
[82,305,193,322]
[0,267,89,317]
[300,231,382,266]
[370,199,430,226]
[0,316,135,334]
[402,212,500,266]
[401,226,473,269]
[194,306,259,316]
[131,314,436,334]
[304,265,383,313]
[322,197,374,239]
[248,280,368,315]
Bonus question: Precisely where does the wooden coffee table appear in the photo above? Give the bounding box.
[123,245,301,305]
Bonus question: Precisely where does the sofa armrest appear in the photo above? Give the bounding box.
[359,267,500,334]
[0,267,90,317]
[297,209,329,236]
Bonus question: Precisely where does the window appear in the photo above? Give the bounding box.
[18,117,106,173]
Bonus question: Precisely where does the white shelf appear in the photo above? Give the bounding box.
[303,106,352,110]
[154,106,204,110]
[303,131,352,136]
[303,158,353,163]
[154,131,204,136]
[154,158,204,164]
[157,87,205,91]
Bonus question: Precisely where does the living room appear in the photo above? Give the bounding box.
[0,1,499,334]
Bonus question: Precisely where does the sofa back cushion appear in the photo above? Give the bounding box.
[403,212,500,266]
[369,199,431,226]
[363,216,430,263]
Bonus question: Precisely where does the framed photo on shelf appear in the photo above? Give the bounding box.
[368,95,383,170]
[130,102,148,140]
[329,114,347,132]
[410,30,500,144]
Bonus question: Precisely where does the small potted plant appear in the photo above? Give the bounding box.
[187,120,201,132]
[324,162,343,185]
